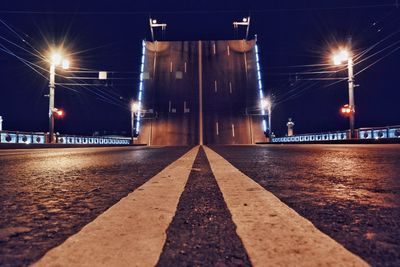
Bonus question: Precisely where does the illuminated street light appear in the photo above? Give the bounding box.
[51,53,62,66]
[130,101,140,141]
[62,59,70,70]
[233,16,251,40]
[261,98,271,110]
[149,18,167,41]
[332,49,349,66]
[340,104,353,117]
[331,43,356,138]
[131,102,139,114]
[53,108,65,118]
[261,97,272,138]
[48,50,70,143]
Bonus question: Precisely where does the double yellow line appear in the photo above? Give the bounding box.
[33,146,368,267]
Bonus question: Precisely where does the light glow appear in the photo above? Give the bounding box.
[255,44,267,132]
[131,102,139,113]
[62,59,70,70]
[134,41,146,136]
[261,98,271,109]
[51,53,62,66]
[332,49,349,65]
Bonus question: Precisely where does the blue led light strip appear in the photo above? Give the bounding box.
[255,44,267,132]
[135,40,146,135]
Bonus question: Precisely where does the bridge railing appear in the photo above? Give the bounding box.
[56,135,131,145]
[0,130,46,144]
[0,130,131,145]
[358,126,400,139]
[272,125,400,143]
[272,130,349,143]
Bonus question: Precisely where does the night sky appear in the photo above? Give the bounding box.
[0,0,399,137]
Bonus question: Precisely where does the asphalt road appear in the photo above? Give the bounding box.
[0,146,190,266]
[1,144,399,266]
[157,147,251,266]
[212,144,400,267]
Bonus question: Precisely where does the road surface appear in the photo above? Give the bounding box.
[212,144,400,266]
[0,146,190,266]
[0,144,399,266]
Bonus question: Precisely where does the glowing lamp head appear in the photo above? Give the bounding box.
[242,17,248,22]
[332,49,349,65]
[131,102,139,113]
[340,104,353,116]
[261,98,271,110]
[53,108,65,118]
[152,19,157,24]
[333,56,342,66]
[62,59,70,70]
[51,53,62,66]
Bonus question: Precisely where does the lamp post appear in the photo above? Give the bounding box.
[332,47,355,138]
[261,97,272,137]
[130,101,139,141]
[233,16,251,40]
[149,18,167,42]
[48,52,69,143]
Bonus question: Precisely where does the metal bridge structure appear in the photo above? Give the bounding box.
[133,39,268,146]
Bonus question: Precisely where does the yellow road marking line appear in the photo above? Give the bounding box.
[204,146,369,267]
[33,146,199,267]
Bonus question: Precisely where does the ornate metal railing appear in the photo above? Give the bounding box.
[272,126,400,143]
[0,131,131,145]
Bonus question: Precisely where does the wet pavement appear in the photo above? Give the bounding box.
[157,147,251,267]
[0,146,190,267]
[212,144,400,267]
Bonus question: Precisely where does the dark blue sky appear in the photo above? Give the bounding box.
[0,0,399,136]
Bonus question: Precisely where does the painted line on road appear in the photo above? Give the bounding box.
[203,146,369,267]
[33,146,199,267]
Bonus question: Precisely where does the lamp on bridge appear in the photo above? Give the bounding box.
[48,50,70,143]
[233,16,251,40]
[53,108,65,119]
[331,41,356,138]
[287,118,295,137]
[130,101,140,140]
[261,98,272,138]
[149,18,167,41]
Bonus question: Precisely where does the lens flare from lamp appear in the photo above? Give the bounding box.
[62,59,70,70]
[51,53,62,66]
[332,49,349,65]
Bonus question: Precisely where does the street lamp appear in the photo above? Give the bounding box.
[130,101,139,141]
[233,16,251,40]
[332,47,355,138]
[261,97,272,137]
[149,18,167,41]
[48,51,69,143]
